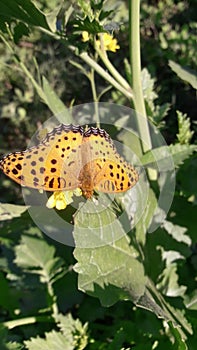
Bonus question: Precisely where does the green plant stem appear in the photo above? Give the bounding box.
[89,68,100,126]
[79,51,133,99]
[69,46,133,100]
[3,316,53,330]
[89,68,98,102]
[47,280,59,317]
[129,0,152,153]
[96,35,133,94]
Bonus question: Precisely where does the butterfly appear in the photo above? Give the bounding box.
[0,124,139,199]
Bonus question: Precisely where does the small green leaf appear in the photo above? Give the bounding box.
[168,321,188,350]
[0,203,28,221]
[77,0,94,20]
[14,236,64,283]
[169,60,197,89]
[169,144,197,167]
[157,263,187,297]
[56,313,89,349]
[176,111,194,145]
[141,144,197,168]
[141,68,158,113]
[162,220,191,246]
[73,17,105,34]
[184,290,197,310]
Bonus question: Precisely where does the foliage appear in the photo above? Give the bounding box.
[0,0,196,349]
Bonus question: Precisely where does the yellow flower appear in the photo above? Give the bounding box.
[96,33,120,52]
[46,188,82,210]
[82,31,120,52]
[82,31,90,42]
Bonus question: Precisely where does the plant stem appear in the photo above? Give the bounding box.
[3,316,53,330]
[69,46,133,100]
[47,280,59,317]
[89,68,100,126]
[79,51,133,99]
[96,34,133,94]
[129,0,152,153]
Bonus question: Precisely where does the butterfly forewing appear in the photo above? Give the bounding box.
[0,125,83,191]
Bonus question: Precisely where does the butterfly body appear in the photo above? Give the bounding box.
[0,124,139,198]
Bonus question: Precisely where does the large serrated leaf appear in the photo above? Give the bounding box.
[73,199,146,306]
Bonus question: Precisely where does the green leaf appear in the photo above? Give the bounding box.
[169,144,197,167]
[24,330,74,350]
[141,68,157,113]
[14,236,64,284]
[73,200,146,306]
[0,0,50,30]
[5,343,23,350]
[168,321,188,350]
[24,314,89,350]
[157,262,187,297]
[184,290,197,310]
[162,220,191,246]
[0,324,22,349]
[151,102,170,128]
[77,0,94,20]
[169,60,197,89]
[141,144,197,168]
[72,17,105,34]
[0,203,28,221]
[55,313,89,349]
[176,111,194,145]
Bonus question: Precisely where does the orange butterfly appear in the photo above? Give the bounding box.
[0,124,138,199]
